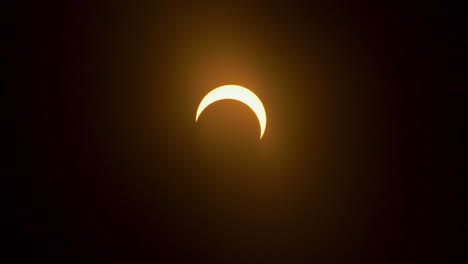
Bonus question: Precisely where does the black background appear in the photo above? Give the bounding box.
[17,1,453,263]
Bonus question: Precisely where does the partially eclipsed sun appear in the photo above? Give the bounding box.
[196,85,267,139]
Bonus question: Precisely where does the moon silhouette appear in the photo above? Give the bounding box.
[196,85,267,139]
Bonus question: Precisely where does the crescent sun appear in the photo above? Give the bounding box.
[195,85,267,139]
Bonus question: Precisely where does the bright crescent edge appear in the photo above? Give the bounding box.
[195,85,267,139]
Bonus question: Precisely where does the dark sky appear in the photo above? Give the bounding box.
[17,1,452,263]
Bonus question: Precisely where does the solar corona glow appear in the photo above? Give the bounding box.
[196,85,267,139]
